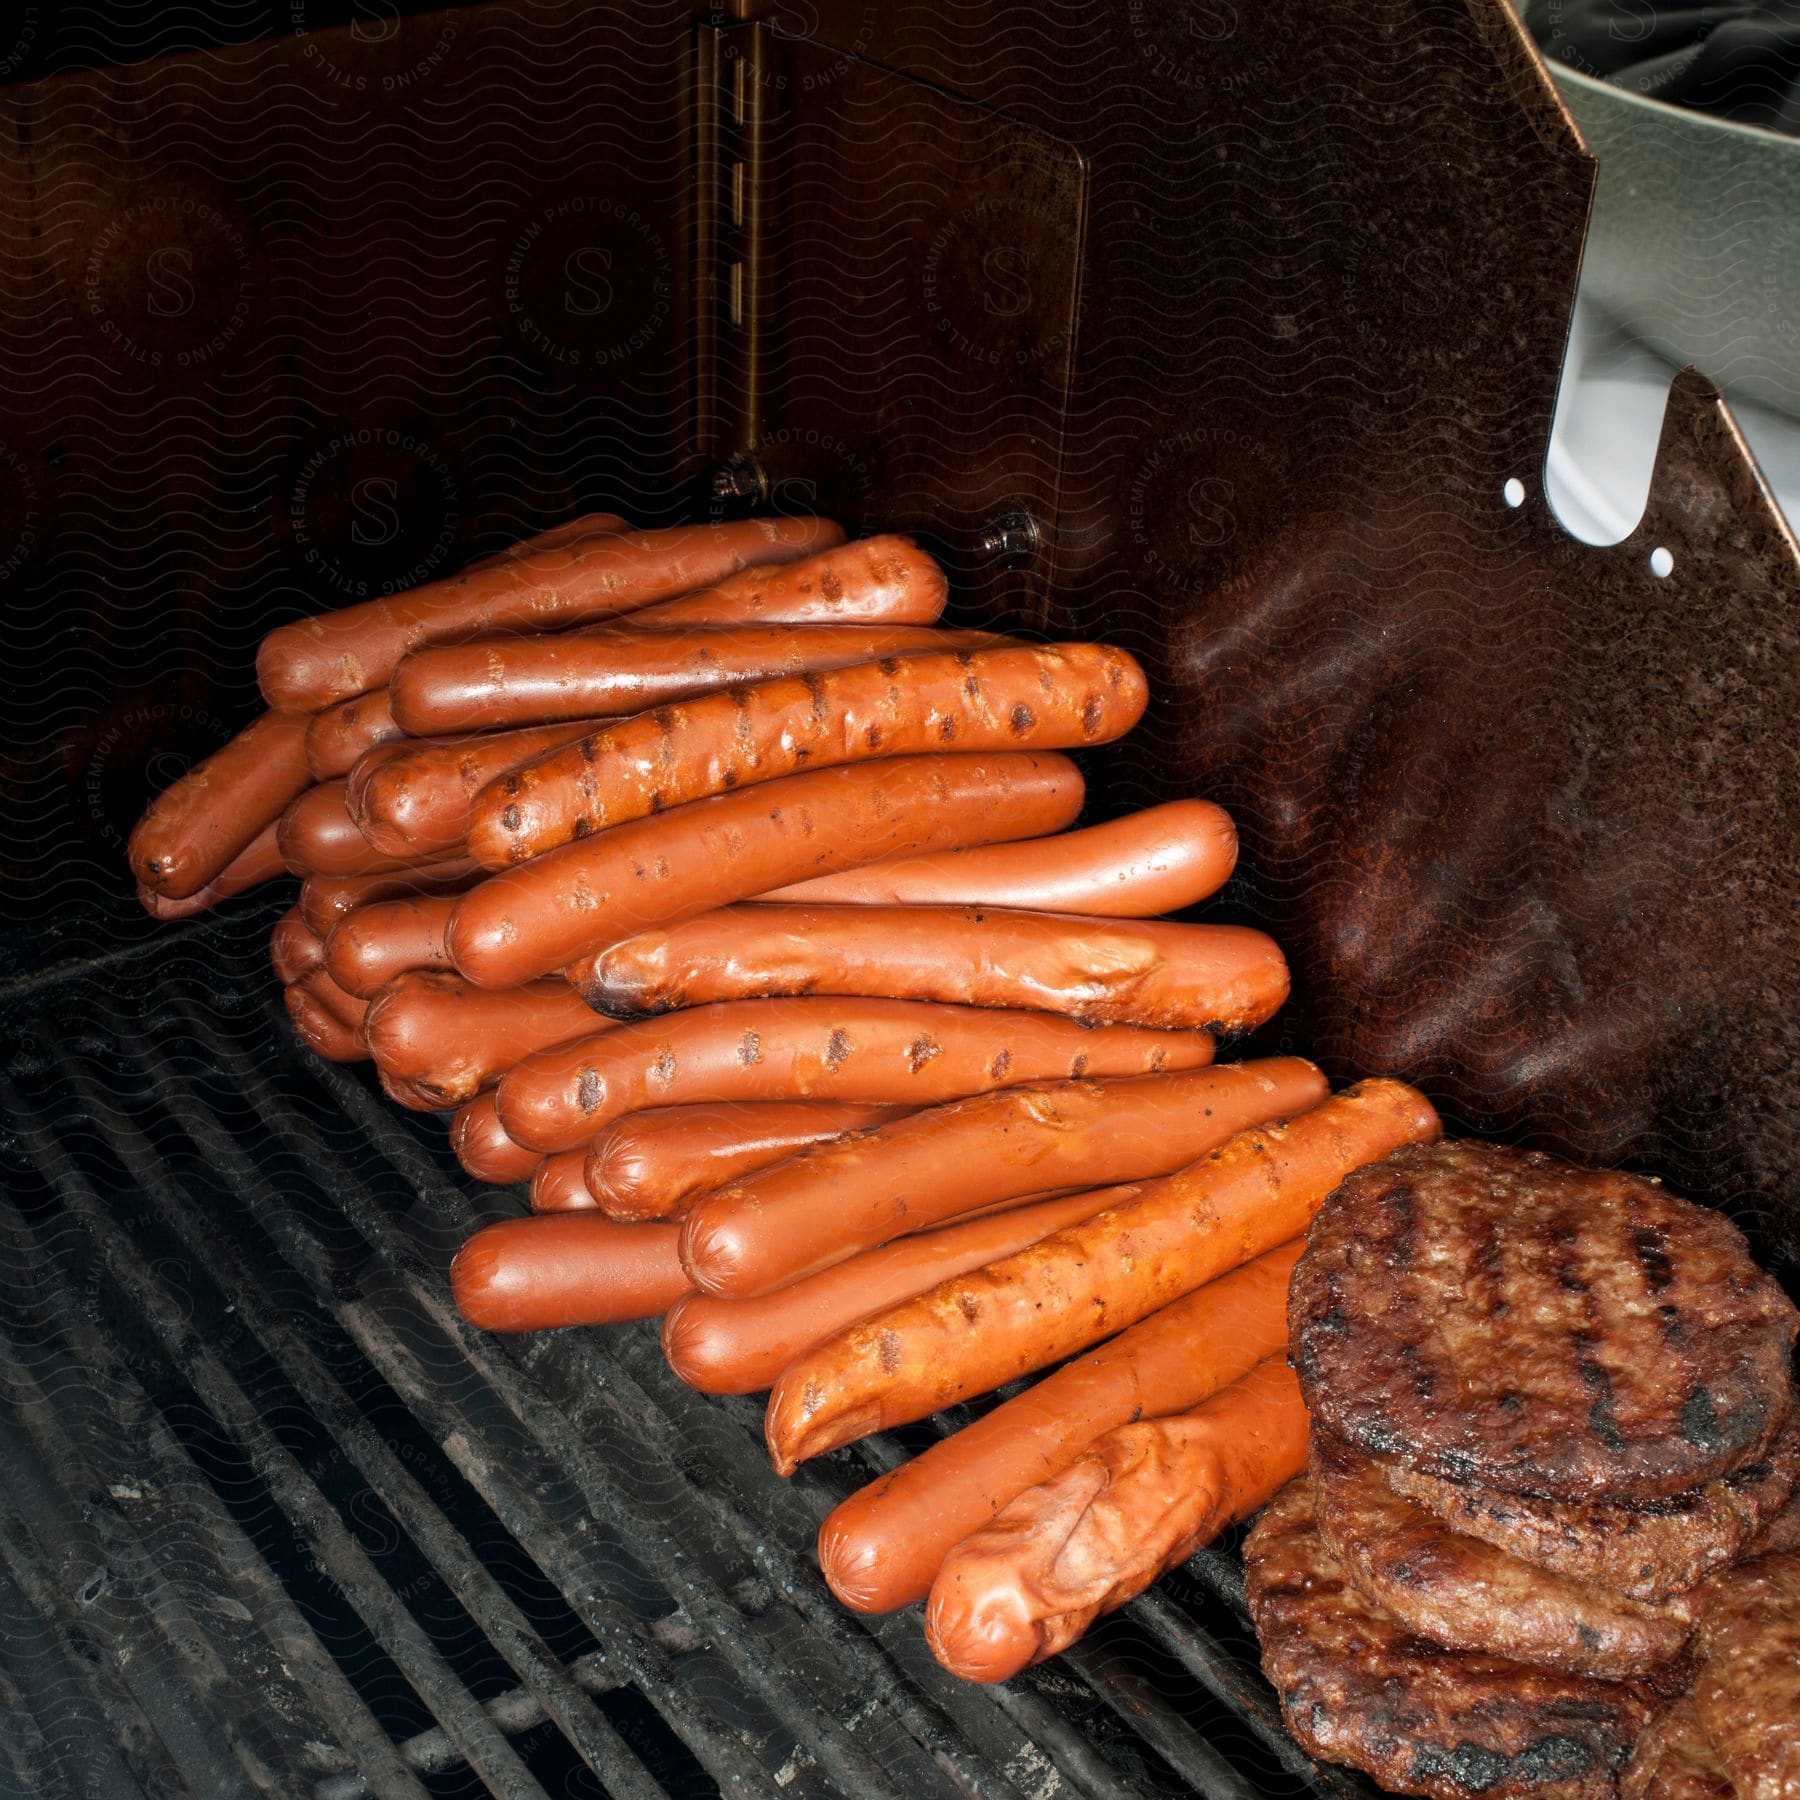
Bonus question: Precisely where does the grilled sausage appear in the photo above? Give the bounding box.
[757,800,1238,915]
[362,972,601,1108]
[818,1241,1302,1613]
[450,1091,540,1184]
[128,709,313,898]
[257,516,843,711]
[375,1067,452,1112]
[680,1059,1325,1298]
[450,1215,689,1332]
[762,1079,1440,1473]
[662,1185,1141,1396]
[270,905,327,985]
[529,1148,601,1214]
[324,895,459,998]
[618,534,946,629]
[297,860,481,936]
[448,751,1085,989]
[584,1099,913,1220]
[136,819,286,919]
[305,688,404,780]
[924,1356,1310,1681]
[390,622,1010,736]
[496,997,1215,1155]
[468,642,1145,869]
[575,905,1288,1030]
[278,780,433,877]
[284,980,368,1062]
[350,722,596,860]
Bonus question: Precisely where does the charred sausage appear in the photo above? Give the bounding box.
[324,895,460,998]
[924,1356,1309,1681]
[447,751,1085,989]
[467,642,1145,868]
[818,1241,1301,1613]
[762,1079,1440,1472]
[620,534,945,629]
[278,780,439,877]
[351,722,596,860]
[128,709,313,898]
[662,1185,1141,1396]
[390,621,1009,736]
[584,1099,913,1220]
[270,905,327,985]
[679,1059,1326,1298]
[136,819,286,919]
[297,859,481,936]
[450,1091,540,1184]
[495,996,1215,1155]
[305,688,404,780]
[362,972,602,1108]
[575,904,1288,1030]
[257,516,843,711]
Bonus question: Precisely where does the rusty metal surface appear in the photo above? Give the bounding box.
[724,0,1799,1269]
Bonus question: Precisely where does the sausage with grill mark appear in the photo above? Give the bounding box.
[495,996,1215,1156]
[466,642,1145,869]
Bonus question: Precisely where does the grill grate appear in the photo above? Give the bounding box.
[0,904,1372,1800]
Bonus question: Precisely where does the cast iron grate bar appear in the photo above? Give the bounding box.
[0,911,1373,1799]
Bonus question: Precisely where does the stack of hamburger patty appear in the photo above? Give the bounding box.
[1243,1140,1800,1799]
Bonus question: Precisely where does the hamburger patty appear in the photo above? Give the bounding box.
[1619,1696,1733,1800]
[1311,1436,1698,1677]
[1691,1550,1800,1798]
[1291,1141,1797,1501]
[1244,1477,1656,1800]
[1384,1408,1800,1603]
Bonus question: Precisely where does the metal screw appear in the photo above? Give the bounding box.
[975,507,1042,567]
[708,456,768,507]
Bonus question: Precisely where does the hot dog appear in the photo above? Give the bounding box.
[362,972,602,1108]
[584,1099,913,1220]
[451,1091,540,1184]
[351,721,598,860]
[270,905,327,985]
[305,688,404,780]
[530,1148,600,1213]
[924,1356,1309,1681]
[284,980,369,1062]
[575,905,1289,1030]
[818,1241,1301,1613]
[680,1059,1325,1298]
[128,709,313,898]
[662,1184,1143,1397]
[136,819,286,919]
[496,996,1215,1155]
[617,534,946,629]
[297,860,481,937]
[448,751,1085,990]
[757,800,1238,916]
[278,780,435,877]
[762,1079,1439,1473]
[467,643,1145,869]
[257,516,843,712]
[390,622,1010,736]
[324,895,459,998]
[302,968,369,1035]
[450,1214,689,1332]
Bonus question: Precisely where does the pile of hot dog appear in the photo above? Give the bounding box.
[126,512,1445,1682]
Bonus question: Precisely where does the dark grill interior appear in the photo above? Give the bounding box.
[0,900,1370,1798]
